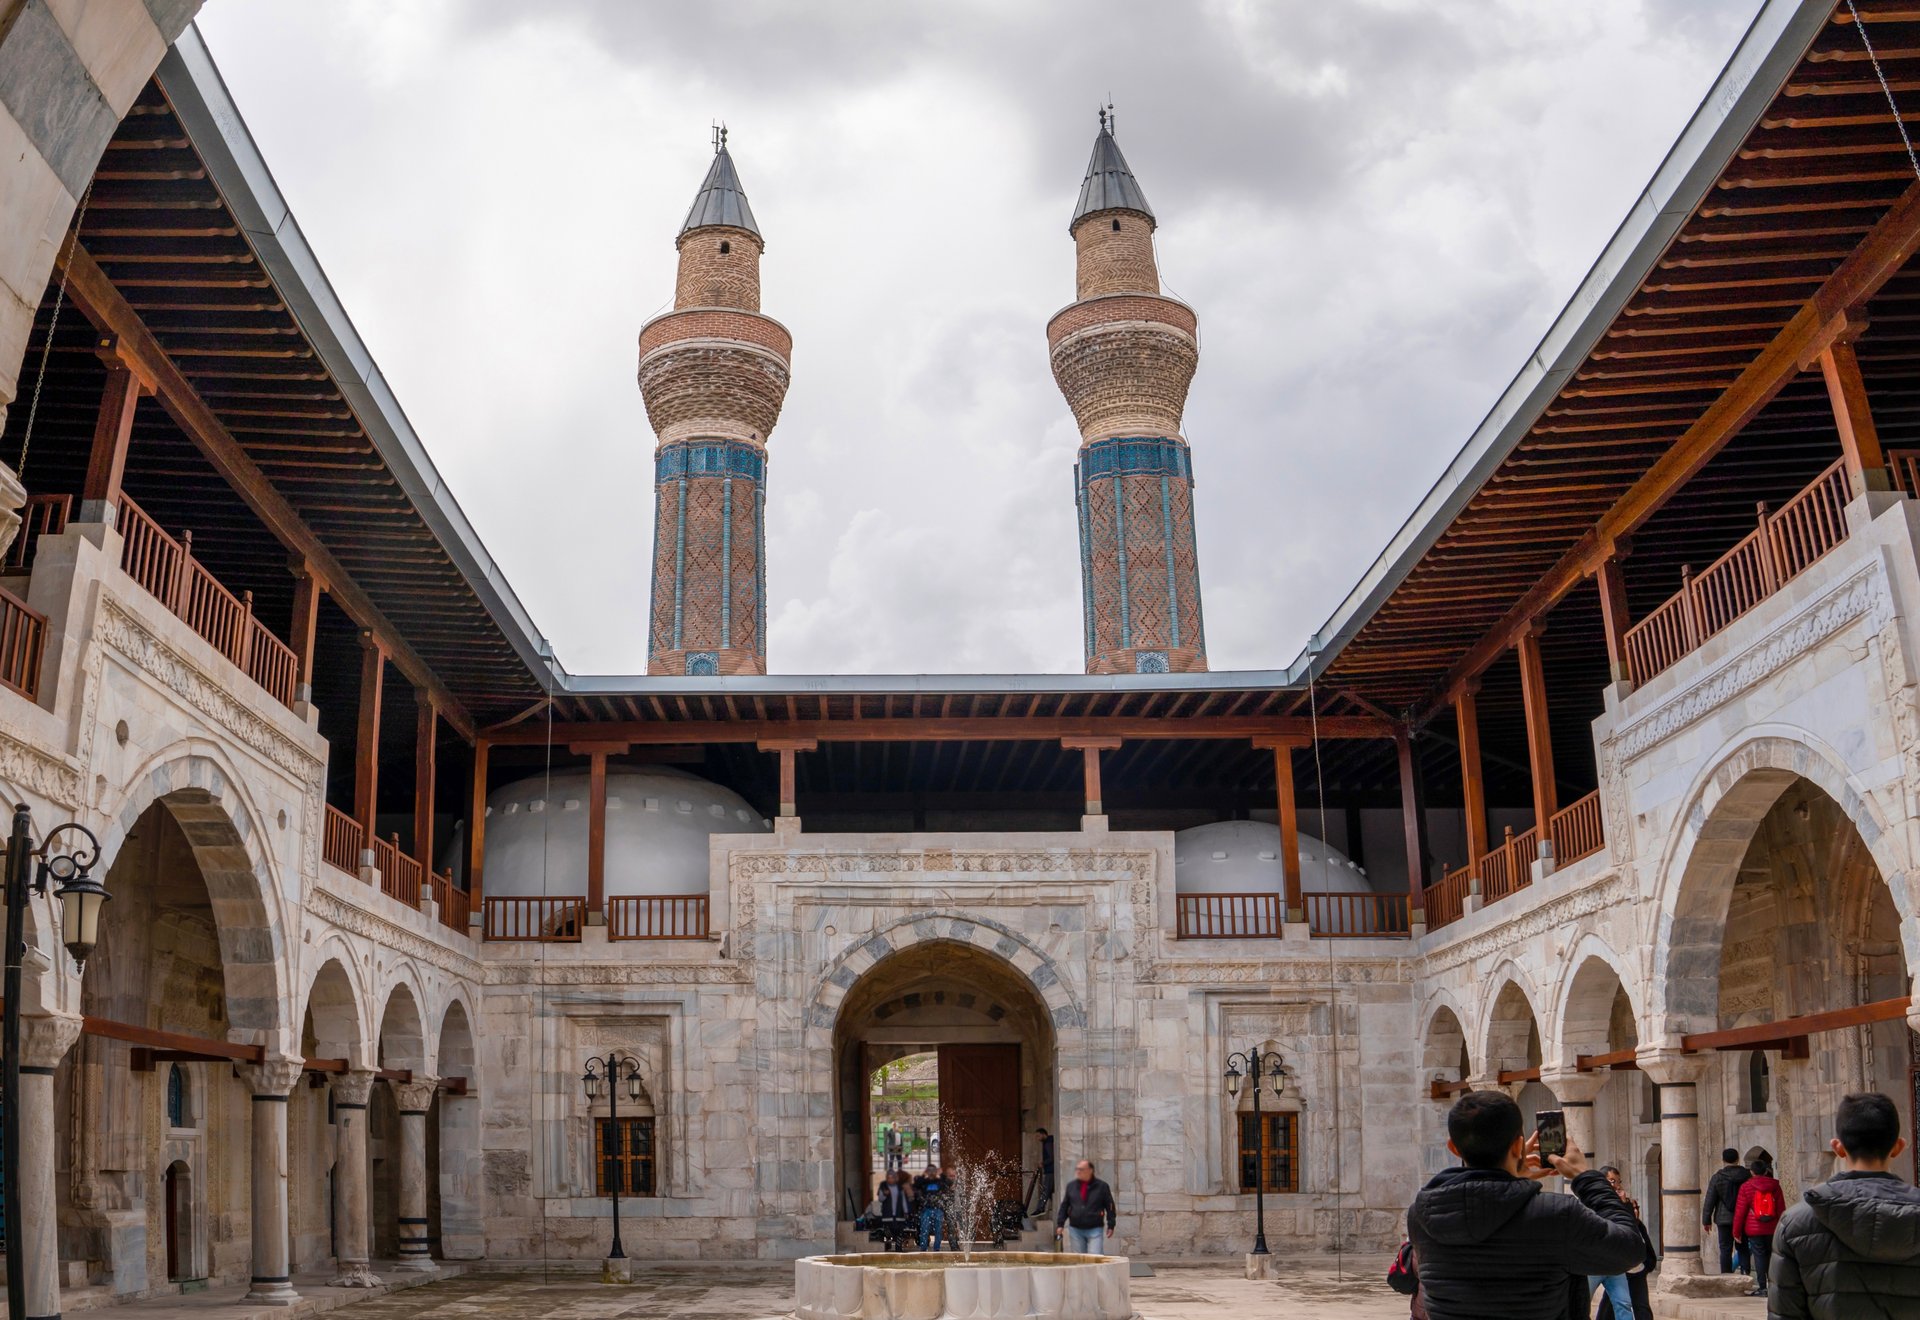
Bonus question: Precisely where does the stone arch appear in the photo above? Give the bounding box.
[1480,967,1544,1080]
[1651,731,1911,1038]
[436,997,475,1086]
[1419,991,1472,1081]
[376,980,428,1075]
[1548,936,1641,1071]
[300,954,366,1063]
[94,748,292,1039]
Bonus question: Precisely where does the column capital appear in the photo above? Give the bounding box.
[332,1068,377,1107]
[1538,1067,1610,1106]
[17,1010,83,1070]
[239,1053,305,1097]
[392,1077,439,1113]
[1635,1046,1709,1087]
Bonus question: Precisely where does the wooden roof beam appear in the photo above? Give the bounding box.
[1424,177,1920,716]
[54,242,475,738]
[483,714,1396,746]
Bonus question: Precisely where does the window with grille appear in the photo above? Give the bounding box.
[166,1064,188,1129]
[595,1116,657,1197]
[1237,1112,1299,1194]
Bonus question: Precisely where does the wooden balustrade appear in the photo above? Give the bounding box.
[371,833,422,908]
[115,496,298,707]
[1423,866,1473,932]
[483,896,585,943]
[608,895,710,940]
[1175,892,1281,939]
[1303,892,1411,939]
[0,585,47,701]
[1623,460,1852,685]
[1481,826,1538,904]
[1890,447,1920,497]
[322,804,363,875]
[431,870,471,933]
[1550,790,1604,867]
[3,494,70,572]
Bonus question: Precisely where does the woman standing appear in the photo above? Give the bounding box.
[1732,1155,1785,1299]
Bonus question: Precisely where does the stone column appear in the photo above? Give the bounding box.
[329,1070,379,1287]
[1539,1068,1610,1168]
[238,1055,306,1305]
[20,1012,83,1320]
[391,1079,439,1272]
[1640,1049,1711,1282]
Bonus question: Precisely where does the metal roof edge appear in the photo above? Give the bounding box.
[156,27,558,685]
[1282,0,1836,693]
[560,669,1303,698]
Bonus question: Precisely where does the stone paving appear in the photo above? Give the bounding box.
[192,1261,1413,1320]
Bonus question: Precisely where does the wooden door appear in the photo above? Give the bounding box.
[937,1044,1021,1200]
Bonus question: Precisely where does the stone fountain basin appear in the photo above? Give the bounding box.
[794,1252,1131,1320]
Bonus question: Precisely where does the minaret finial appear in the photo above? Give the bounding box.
[1098,104,1107,133]
[1107,100,1115,136]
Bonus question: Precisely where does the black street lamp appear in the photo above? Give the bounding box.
[3,804,109,1320]
[582,1052,645,1261]
[1224,1044,1292,1257]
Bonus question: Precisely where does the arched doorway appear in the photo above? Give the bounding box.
[163,1162,192,1282]
[1663,766,1915,1200]
[831,941,1057,1224]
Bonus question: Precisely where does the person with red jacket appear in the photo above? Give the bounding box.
[1733,1154,1786,1298]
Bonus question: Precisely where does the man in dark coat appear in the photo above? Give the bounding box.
[1406,1090,1643,1320]
[1771,1092,1920,1319]
[1054,1159,1117,1255]
[1703,1146,1753,1275]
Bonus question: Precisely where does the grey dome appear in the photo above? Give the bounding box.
[1173,819,1373,896]
[482,766,769,899]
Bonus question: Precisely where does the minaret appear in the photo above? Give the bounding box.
[638,129,792,675]
[1048,110,1206,675]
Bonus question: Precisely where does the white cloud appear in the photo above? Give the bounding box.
[194,0,1765,675]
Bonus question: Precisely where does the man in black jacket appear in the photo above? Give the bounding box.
[1055,1159,1117,1255]
[1703,1147,1753,1275]
[1771,1092,1920,1319]
[1407,1091,1644,1320]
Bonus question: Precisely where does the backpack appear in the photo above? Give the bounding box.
[1747,1181,1782,1234]
[1387,1240,1418,1295]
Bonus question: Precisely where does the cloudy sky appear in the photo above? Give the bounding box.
[194,0,1765,677]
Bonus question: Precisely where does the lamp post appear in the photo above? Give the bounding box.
[1224,1044,1292,1257]
[3,804,109,1320]
[582,1052,644,1262]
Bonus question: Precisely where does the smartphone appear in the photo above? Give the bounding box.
[1535,1109,1567,1162]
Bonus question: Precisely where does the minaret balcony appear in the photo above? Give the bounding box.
[1045,291,1195,350]
[639,306,792,365]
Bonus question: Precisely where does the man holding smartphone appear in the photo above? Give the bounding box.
[1407,1091,1643,1319]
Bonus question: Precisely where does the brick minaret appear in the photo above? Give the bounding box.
[638,130,792,675]
[1048,111,1206,675]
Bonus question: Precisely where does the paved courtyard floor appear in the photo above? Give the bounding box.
[234,1261,1412,1320]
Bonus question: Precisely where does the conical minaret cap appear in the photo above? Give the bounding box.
[1071,115,1154,232]
[680,136,760,239]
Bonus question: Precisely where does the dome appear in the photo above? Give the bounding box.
[482,766,769,899]
[1172,819,1373,896]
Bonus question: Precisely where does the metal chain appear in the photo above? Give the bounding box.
[15,179,92,472]
[1848,0,1920,183]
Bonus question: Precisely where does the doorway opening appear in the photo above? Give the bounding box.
[163,1161,192,1281]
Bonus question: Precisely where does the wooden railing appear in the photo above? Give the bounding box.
[370,833,422,908]
[0,585,46,701]
[608,895,710,940]
[431,870,471,933]
[1175,892,1281,938]
[322,805,363,875]
[1623,460,1851,685]
[3,494,70,572]
[1303,892,1411,938]
[116,496,298,707]
[1423,866,1473,932]
[1480,825,1538,905]
[483,896,585,943]
[1890,448,1920,498]
[1550,790,1605,867]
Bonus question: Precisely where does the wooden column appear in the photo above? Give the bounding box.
[1453,685,1489,870]
[286,559,325,705]
[1594,551,1633,686]
[413,693,438,873]
[467,738,489,909]
[1818,338,1890,495]
[80,342,147,520]
[353,633,386,839]
[759,739,818,818]
[1061,737,1122,815]
[1517,625,1557,856]
[1395,732,1426,912]
[588,750,608,916]
[1275,744,1303,922]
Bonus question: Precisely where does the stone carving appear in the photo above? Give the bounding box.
[307,888,483,981]
[238,1055,306,1096]
[1419,873,1630,975]
[1138,958,1410,985]
[98,596,325,790]
[0,727,84,809]
[486,962,747,986]
[1615,564,1884,765]
[390,1079,439,1113]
